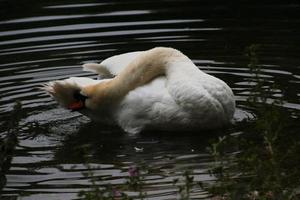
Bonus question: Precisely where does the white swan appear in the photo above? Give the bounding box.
[44,47,235,134]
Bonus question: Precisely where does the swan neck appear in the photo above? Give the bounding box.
[109,47,185,98]
[95,47,188,101]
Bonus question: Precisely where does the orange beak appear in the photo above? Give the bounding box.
[68,100,84,111]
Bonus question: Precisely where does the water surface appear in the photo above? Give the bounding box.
[0,1,300,199]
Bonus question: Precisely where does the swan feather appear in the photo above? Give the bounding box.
[44,47,235,134]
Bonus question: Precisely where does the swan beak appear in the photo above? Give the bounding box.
[68,91,87,111]
[68,100,85,111]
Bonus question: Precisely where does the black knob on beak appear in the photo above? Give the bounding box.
[73,90,87,101]
[68,90,88,111]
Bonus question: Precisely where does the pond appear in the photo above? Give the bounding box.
[0,1,300,199]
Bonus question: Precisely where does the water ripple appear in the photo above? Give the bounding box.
[1,1,300,199]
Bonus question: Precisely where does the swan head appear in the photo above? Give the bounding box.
[43,80,86,111]
[43,78,111,112]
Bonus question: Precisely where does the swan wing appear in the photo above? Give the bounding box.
[114,77,189,134]
[83,51,143,78]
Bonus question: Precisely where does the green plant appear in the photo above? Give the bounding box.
[78,165,148,200]
[0,101,23,191]
[206,44,300,199]
[173,170,202,200]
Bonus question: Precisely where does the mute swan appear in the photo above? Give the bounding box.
[44,47,235,134]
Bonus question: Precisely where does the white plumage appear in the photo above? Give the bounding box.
[44,47,235,134]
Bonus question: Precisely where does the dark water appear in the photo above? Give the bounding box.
[0,0,300,199]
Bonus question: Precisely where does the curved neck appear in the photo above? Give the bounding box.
[87,47,187,102]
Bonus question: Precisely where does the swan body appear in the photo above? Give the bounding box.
[44,47,235,134]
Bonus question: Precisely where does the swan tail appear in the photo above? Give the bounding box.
[82,63,113,78]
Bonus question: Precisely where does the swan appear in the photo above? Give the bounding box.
[44,47,235,134]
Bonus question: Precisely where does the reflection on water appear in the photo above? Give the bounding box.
[0,0,300,199]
